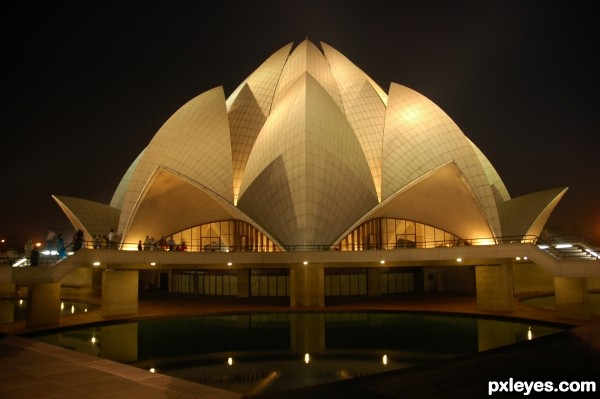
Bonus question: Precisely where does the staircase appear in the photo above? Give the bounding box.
[536,236,600,261]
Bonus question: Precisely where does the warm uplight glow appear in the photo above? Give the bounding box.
[382,354,388,365]
[527,327,533,340]
[228,357,233,366]
[150,262,156,266]
[471,238,496,246]
[401,105,421,122]
[150,368,156,373]
[92,261,100,266]
[35,242,42,247]
[516,257,521,260]
[304,353,310,364]
[18,299,23,305]
[303,261,308,265]
[379,260,385,264]
[227,262,233,266]
[456,258,462,262]
[70,305,75,314]
[60,302,64,310]
[91,337,96,344]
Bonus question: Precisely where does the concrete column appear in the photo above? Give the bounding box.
[26,282,61,327]
[0,283,16,298]
[367,268,381,296]
[477,318,517,352]
[0,300,16,324]
[61,267,92,287]
[290,312,326,353]
[100,323,138,363]
[237,269,250,298]
[475,262,514,311]
[554,276,590,321]
[91,267,103,290]
[101,270,138,316]
[290,264,324,307]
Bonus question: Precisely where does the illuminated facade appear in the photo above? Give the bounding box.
[53,40,566,253]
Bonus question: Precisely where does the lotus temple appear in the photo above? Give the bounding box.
[3,40,599,327]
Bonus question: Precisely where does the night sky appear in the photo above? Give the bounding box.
[2,0,599,249]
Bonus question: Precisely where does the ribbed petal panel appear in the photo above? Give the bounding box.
[382,83,501,236]
[118,87,233,235]
[238,74,377,246]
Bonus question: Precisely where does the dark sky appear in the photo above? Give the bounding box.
[2,0,599,247]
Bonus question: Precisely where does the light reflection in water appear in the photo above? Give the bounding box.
[24,312,567,396]
[0,300,98,324]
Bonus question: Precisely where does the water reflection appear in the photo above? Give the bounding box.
[25,312,566,396]
[0,299,97,324]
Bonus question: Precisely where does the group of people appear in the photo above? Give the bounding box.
[72,229,84,251]
[43,227,119,257]
[23,239,40,266]
[92,229,119,249]
[46,227,66,259]
[34,228,189,263]
[138,235,187,251]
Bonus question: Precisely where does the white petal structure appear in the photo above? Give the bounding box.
[53,39,567,250]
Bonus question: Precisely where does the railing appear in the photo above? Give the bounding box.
[73,234,600,259]
[3,234,598,267]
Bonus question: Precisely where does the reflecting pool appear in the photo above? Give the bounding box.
[0,299,98,324]
[23,312,568,397]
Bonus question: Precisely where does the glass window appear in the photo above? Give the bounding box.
[170,220,281,252]
[337,218,462,251]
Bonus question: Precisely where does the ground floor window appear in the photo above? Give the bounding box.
[251,269,289,297]
[381,268,423,294]
[325,268,368,296]
[171,267,425,297]
[172,271,238,296]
